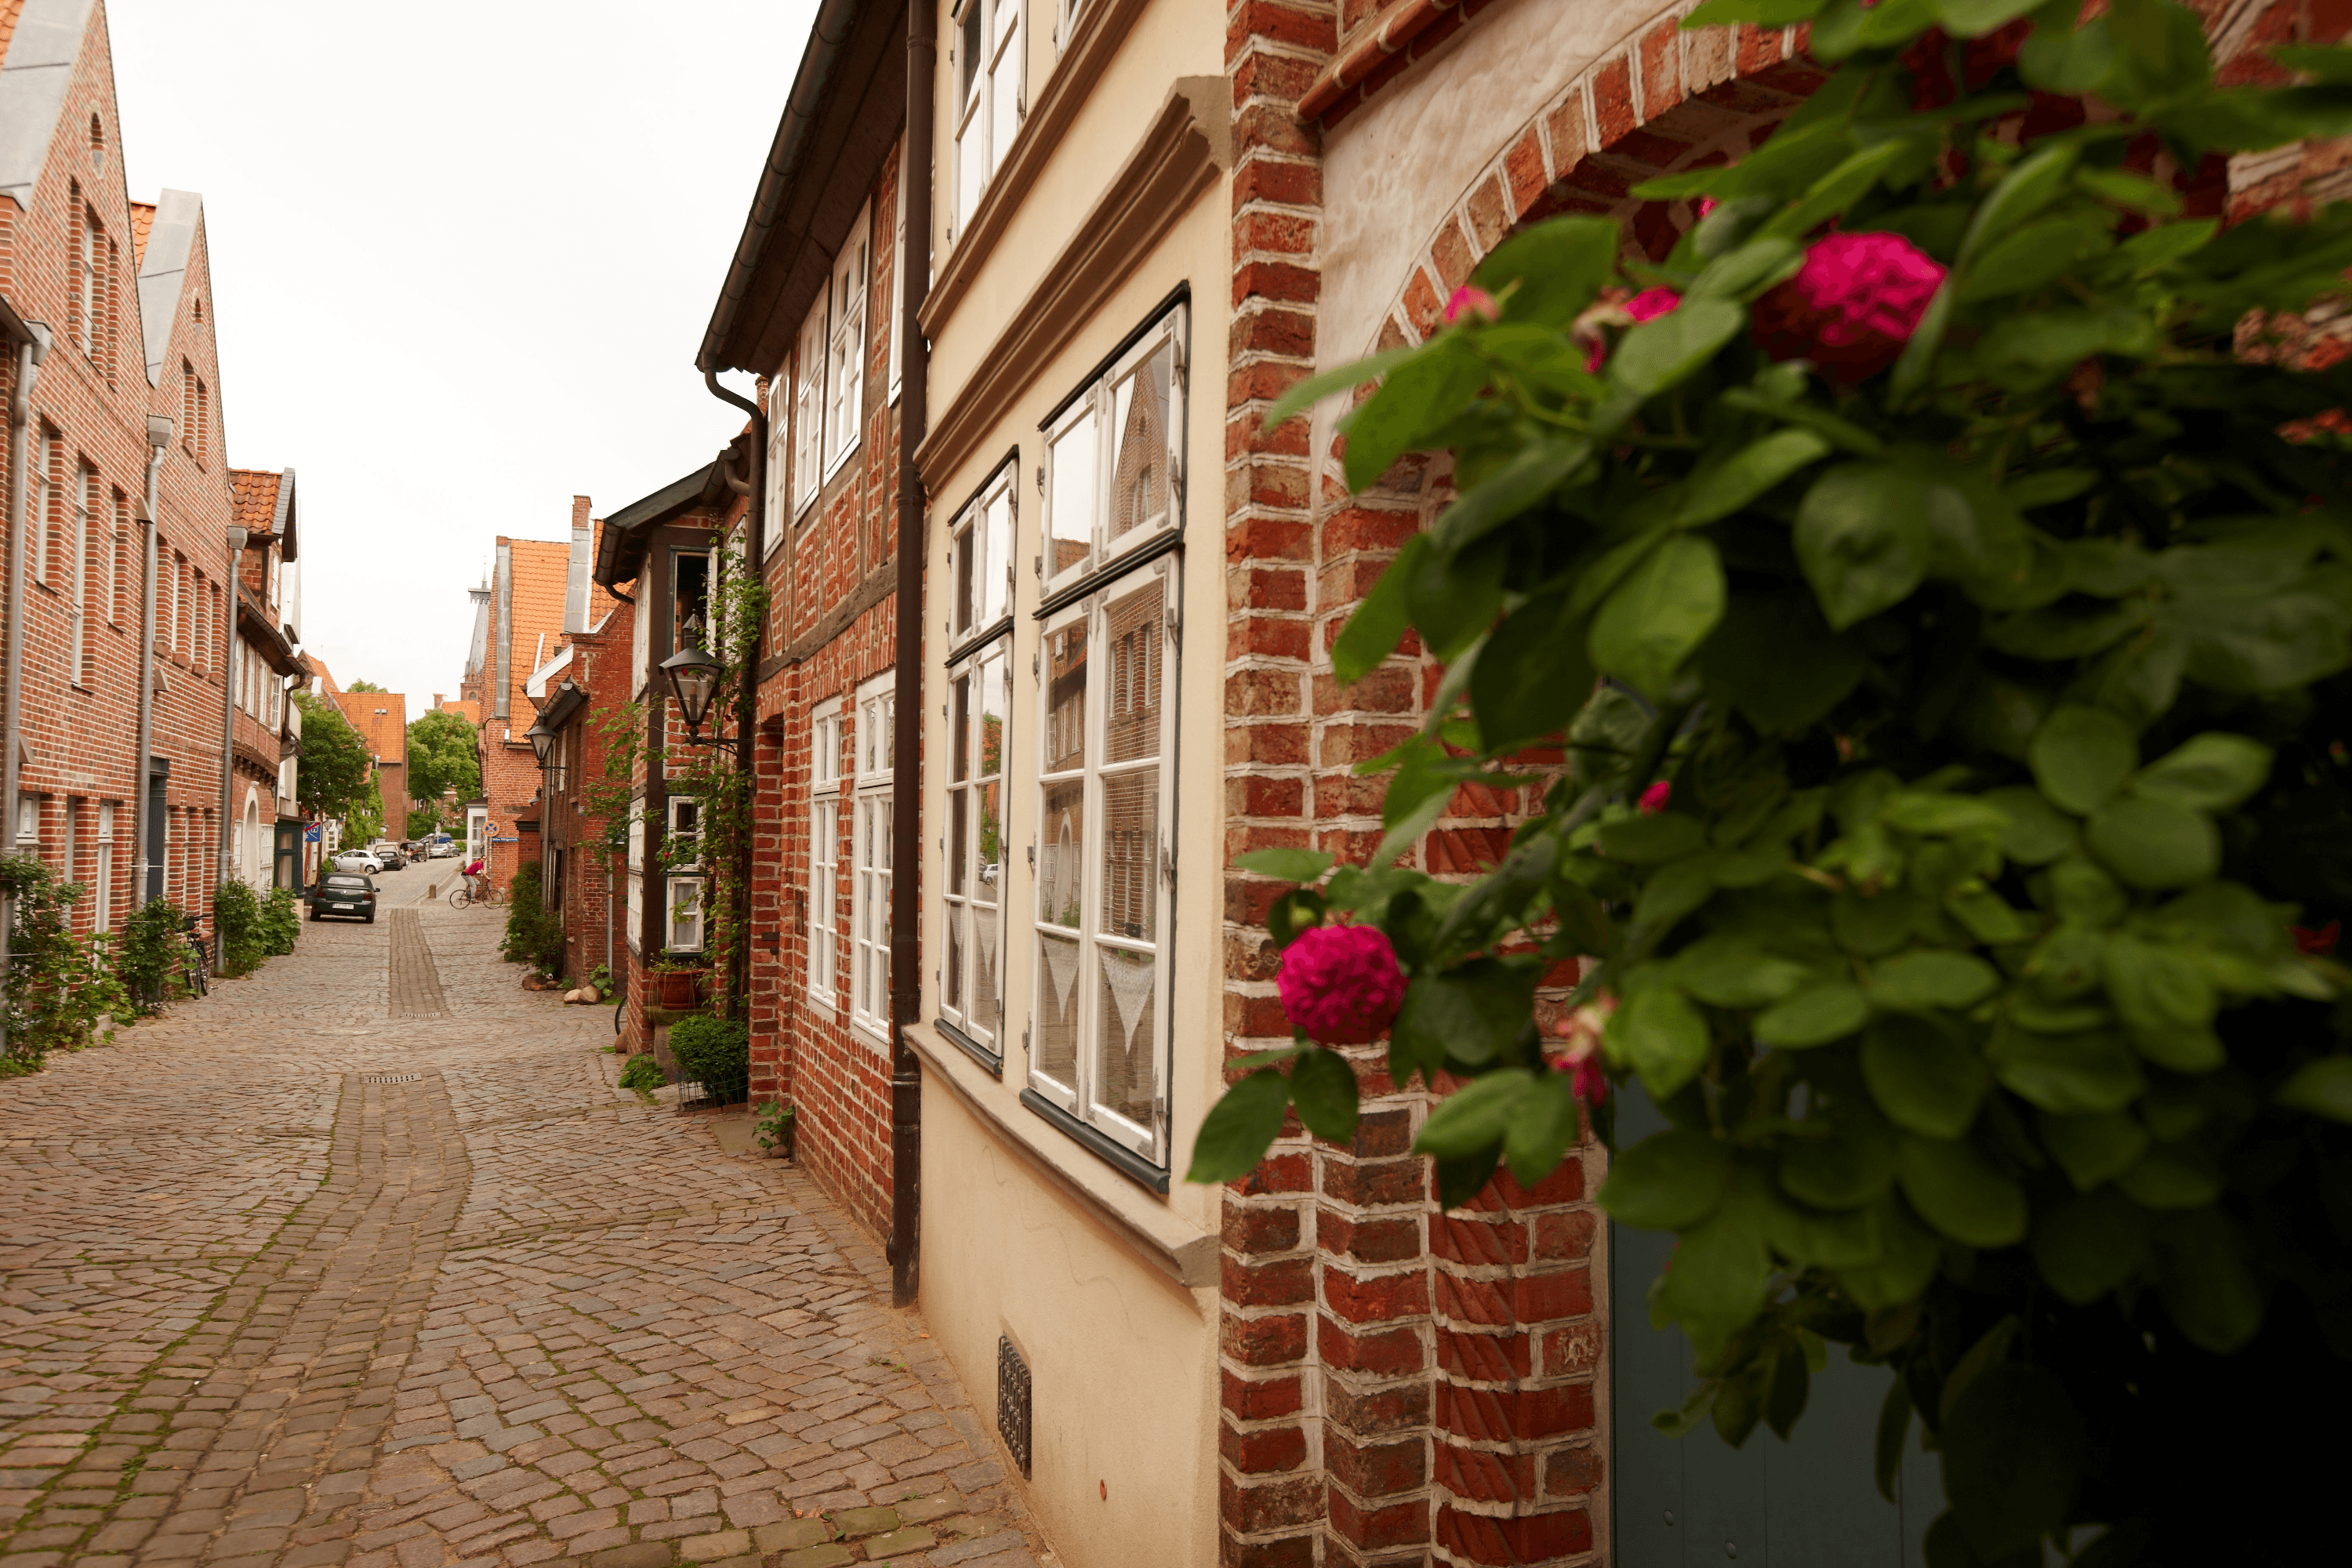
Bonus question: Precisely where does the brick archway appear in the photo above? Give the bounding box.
[1369,13,1825,356]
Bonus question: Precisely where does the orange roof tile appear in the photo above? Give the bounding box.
[129,199,155,266]
[438,699,481,725]
[310,659,340,696]
[332,691,408,767]
[229,469,281,535]
[0,1,27,78]
[503,538,572,725]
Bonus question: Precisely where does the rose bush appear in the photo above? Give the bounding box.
[1190,1,2352,1560]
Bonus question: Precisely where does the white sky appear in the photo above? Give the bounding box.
[109,0,815,715]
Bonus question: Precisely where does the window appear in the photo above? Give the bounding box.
[1029,550,1178,1165]
[792,297,826,514]
[953,465,1014,644]
[953,0,1022,237]
[667,877,704,953]
[30,423,50,584]
[631,579,651,695]
[672,550,710,653]
[14,793,38,848]
[851,677,894,1040]
[1054,0,1086,46]
[193,572,209,673]
[888,147,909,404]
[95,802,114,932]
[808,701,843,1005]
[826,207,869,477]
[942,637,1009,1053]
[111,492,129,626]
[667,795,701,870]
[764,376,791,556]
[70,463,94,682]
[1042,303,1188,596]
[626,802,645,955]
[71,193,94,354]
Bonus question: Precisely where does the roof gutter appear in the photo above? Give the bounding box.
[887,0,936,1312]
[703,372,764,1023]
[699,0,866,374]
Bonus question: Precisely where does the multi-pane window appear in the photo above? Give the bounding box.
[31,424,52,583]
[887,149,909,403]
[1028,339,1182,1163]
[808,702,843,1004]
[952,467,1014,644]
[826,208,869,477]
[792,297,825,514]
[668,877,704,953]
[95,801,114,932]
[942,638,1009,1053]
[667,795,701,870]
[626,805,645,955]
[764,376,790,556]
[69,463,94,682]
[1042,304,1186,596]
[851,676,894,1041]
[953,0,1022,237]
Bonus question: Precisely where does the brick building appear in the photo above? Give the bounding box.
[0,0,304,957]
[224,466,302,889]
[467,527,572,896]
[330,688,407,844]
[524,539,633,991]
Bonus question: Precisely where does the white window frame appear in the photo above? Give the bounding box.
[941,633,1010,1053]
[30,426,48,586]
[625,802,644,956]
[667,793,701,872]
[793,296,826,514]
[1026,550,1179,1165]
[631,577,652,696]
[68,463,93,683]
[666,875,704,953]
[808,699,844,1010]
[952,0,1024,238]
[850,674,894,1046]
[765,371,792,555]
[951,464,1016,646]
[887,146,909,405]
[1040,303,1187,598]
[95,800,114,931]
[825,205,870,479]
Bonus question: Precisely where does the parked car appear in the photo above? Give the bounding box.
[371,844,408,870]
[309,873,378,923]
[430,841,459,858]
[332,848,383,874]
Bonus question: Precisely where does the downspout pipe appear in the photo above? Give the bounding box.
[134,416,170,906]
[1,310,49,1059]
[702,374,764,1022]
[216,529,249,904]
[887,0,935,1311]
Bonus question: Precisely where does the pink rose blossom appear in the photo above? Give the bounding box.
[1638,780,1672,815]
[1443,285,1501,326]
[1698,197,1719,218]
[1278,924,1410,1045]
[1751,231,1947,382]
[1550,995,1616,1105]
[1625,287,1683,323]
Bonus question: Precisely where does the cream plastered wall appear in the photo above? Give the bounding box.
[913,6,1232,1552]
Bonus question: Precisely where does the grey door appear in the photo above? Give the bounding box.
[1610,1087,1941,1566]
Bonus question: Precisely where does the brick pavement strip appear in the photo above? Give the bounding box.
[0,909,1050,1568]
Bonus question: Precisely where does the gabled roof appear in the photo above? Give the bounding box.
[0,0,95,215]
[438,698,481,725]
[129,198,154,263]
[230,470,281,533]
[332,691,408,767]
[136,188,203,387]
[592,463,722,588]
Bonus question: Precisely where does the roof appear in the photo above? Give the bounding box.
[332,691,408,767]
[0,0,95,216]
[592,463,722,587]
[499,539,572,732]
[136,189,203,387]
[230,469,281,534]
[700,0,906,375]
[129,198,154,264]
[524,644,575,703]
[438,699,481,725]
[310,659,339,695]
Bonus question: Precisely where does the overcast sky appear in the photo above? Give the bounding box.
[110,1,814,715]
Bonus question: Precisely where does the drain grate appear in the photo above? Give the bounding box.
[997,1336,1033,1479]
[361,1073,422,1084]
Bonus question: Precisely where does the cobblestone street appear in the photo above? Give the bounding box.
[0,906,1047,1568]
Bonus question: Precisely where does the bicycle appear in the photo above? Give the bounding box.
[181,922,209,1000]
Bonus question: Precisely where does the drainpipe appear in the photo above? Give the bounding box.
[1,310,49,1058]
[215,528,248,900]
[133,416,170,905]
[699,394,764,1021]
[888,0,937,1310]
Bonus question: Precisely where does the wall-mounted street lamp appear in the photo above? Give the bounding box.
[525,717,554,767]
[659,616,738,753]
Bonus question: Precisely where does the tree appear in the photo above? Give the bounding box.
[406,708,482,806]
[1195,5,2352,1561]
[346,679,385,693]
[292,691,372,825]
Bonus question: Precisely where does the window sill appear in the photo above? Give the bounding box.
[934,1015,1002,1076]
[848,1014,890,1055]
[905,1018,1215,1288]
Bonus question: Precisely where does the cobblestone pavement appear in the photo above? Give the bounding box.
[0,909,1050,1568]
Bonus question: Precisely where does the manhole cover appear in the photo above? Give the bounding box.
[361,1073,422,1084]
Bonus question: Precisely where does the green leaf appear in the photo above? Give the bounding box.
[1861,1015,1989,1139]
[1982,786,2074,864]
[1233,848,1334,883]
[2278,1057,2352,1122]
[1287,1048,1360,1144]
[1608,297,1745,400]
[1596,813,1708,863]
[1435,1144,1502,1209]
[1940,1368,2084,1557]
[2153,1206,2263,1352]
[1763,1342,1810,1442]
[2116,1142,2222,1209]
[1835,1195,1942,1310]
[1472,590,1593,753]
[1933,0,2044,34]
[1755,983,1872,1048]
[2036,1109,2150,1191]
[1588,535,1727,699]
[1185,1069,1291,1184]
[1880,793,2011,837]
[2086,795,2219,889]
[1767,1196,1883,1266]
[1342,338,1487,490]
[2131,732,2273,811]
[1262,346,1417,430]
[1653,1186,1774,1360]
[2104,0,2212,104]
[1955,216,2101,303]
[1987,1026,2147,1113]
[1504,1069,1583,1189]
[1875,1377,1912,1504]
[1414,1068,1536,1159]
[1428,437,1592,555]
[1702,589,1870,732]
[2029,705,2138,815]
[2032,1187,2152,1303]
[1633,851,1725,937]
[1687,236,1804,302]
[1898,1134,2027,1247]
[1794,463,1936,630]
[1330,533,1425,686]
[1600,1127,1734,1229]
[1779,1112,1897,1208]
[1469,215,1619,328]
[2020,15,2114,93]
[1266,889,1327,949]
[1605,983,1715,1100]
[1674,430,1833,528]
[1867,951,2002,1011]
[1670,935,1811,1009]
[1958,141,2082,268]
[1392,960,1537,1072]
[1682,0,1828,25]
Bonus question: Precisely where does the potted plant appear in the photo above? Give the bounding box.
[652,955,706,1010]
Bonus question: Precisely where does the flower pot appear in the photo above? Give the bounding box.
[657,969,705,1009]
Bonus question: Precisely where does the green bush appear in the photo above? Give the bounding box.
[0,855,127,1071]
[618,1053,666,1093]
[116,898,189,1015]
[499,862,565,972]
[213,880,263,977]
[258,887,300,956]
[667,1014,749,1104]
